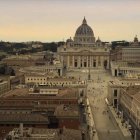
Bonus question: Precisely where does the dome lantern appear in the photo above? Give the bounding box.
[82,17,87,25]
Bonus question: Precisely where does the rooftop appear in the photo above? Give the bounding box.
[108,77,140,87]
[0,88,29,98]
[108,79,127,87]
[54,104,79,117]
[47,77,77,82]
[112,61,140,68]
[125,85,140,96]
[25,72,57,77]
[7,128,82,140]
[132,93,140,103]
[0,114,48,124]
[0,87,79,100]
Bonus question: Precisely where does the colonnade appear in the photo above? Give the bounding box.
[65,55,109,69]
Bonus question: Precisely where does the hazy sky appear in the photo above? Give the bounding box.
[0,0,140,42]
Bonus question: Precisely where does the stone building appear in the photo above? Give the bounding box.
[120,85,140,137]
[58,18,110,70]
[6,127,82,140]
[0,87,83,137]
[107,80,140,137]
[110,36,140,77]
[22,63,63,77]
[111,36,140,63]
[107,80,123,107]
[110,61,140,77]
[0,79,10,95]
[107,76,140,107]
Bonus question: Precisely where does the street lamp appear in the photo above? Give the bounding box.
[117,100,119,113]
[88,55,91,80]
[134,129,137,140]
[88,66,91,80]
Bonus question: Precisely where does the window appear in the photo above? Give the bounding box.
[114,89,117,97]
[75,61,78,67]
[84,62,87,67]
[93,61,96,67]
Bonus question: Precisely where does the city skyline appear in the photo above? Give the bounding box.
[0,0,140,42]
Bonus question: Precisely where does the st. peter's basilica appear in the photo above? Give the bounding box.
[58,17,110,70]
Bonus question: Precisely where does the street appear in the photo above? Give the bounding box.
[66,69,133,140]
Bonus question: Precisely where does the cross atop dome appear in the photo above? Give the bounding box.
[82,17,87,24]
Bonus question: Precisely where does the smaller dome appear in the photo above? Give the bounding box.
[66,37,73,43]
[66,37,73,46]
[96,37,102,47]
[134,35,138,43]
[96,37,101,43]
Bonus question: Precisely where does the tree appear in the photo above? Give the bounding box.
[111,41,129,49]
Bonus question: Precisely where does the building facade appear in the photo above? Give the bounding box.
[110,61,140,77]
[22,63,63,77]
[107,80,123,107]
[120,86,140,136]
[107,77,140,107]
[0,79,10,95]
[110,36,140,77]
[58,18,110,70]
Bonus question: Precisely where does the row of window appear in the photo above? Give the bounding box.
[0,100,77,105]
[27,78,46,81]
[0,124,36,127]
[27,81,73,85]
[0,111,30,114]
[75,37,94,42]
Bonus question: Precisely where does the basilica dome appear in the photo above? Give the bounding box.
[74,17,95,46]
[75,18,94,36]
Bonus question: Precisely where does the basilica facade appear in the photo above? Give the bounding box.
[57,18,110,70]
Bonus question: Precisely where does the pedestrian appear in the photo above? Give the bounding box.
[107,130,110,134]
